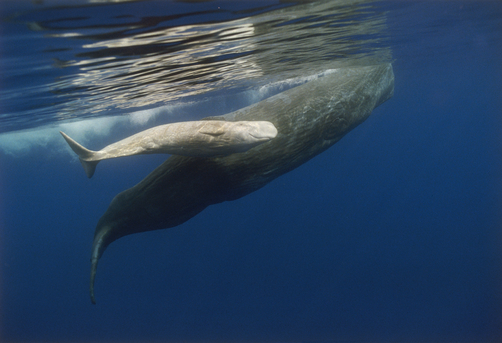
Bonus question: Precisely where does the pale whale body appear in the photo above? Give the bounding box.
[89,64,394,304]
[61,120,278,178]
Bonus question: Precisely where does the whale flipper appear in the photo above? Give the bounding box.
[60,131,100,178]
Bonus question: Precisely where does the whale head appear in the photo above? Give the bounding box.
[244,121,278,142]
[229,121,278,151]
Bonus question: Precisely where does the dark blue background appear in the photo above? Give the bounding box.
[1,1,501,342]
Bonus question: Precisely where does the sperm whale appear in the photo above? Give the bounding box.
[88,64,394,303]
[61,120,278,178]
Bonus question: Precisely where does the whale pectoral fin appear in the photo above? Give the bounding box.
[198,122,226,137]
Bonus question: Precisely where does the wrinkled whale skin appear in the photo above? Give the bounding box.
[90,64,394,303]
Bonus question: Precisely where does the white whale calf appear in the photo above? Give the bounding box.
[61,120,277,178]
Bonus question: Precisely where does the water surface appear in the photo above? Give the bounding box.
[0,1,501,342]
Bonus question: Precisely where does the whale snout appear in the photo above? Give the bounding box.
[248,121,278,141]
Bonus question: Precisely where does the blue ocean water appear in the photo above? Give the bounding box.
[0,0,501,342]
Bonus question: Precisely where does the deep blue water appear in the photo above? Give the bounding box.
[1,1,502,342]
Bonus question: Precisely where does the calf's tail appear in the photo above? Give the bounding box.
[60,131,100,178]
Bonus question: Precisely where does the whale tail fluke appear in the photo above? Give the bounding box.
[60,131,99,178]
[90,227,111,304]
[79,159,99,179]
[90,256,98,304]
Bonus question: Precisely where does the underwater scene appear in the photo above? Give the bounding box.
[0,0,501,342]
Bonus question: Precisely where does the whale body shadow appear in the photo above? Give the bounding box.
[90,64,395,303]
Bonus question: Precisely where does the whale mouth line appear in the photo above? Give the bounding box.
[249,133,274,141]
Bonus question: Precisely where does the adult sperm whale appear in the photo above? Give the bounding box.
[60,120,278,178]
[89,64,394,304]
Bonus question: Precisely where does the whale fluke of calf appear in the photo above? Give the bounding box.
[89,64,394,304]
[61,120,278,178]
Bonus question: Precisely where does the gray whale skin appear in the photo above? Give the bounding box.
[90,63,394,304]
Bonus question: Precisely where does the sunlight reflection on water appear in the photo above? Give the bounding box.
[1,0,391,132]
